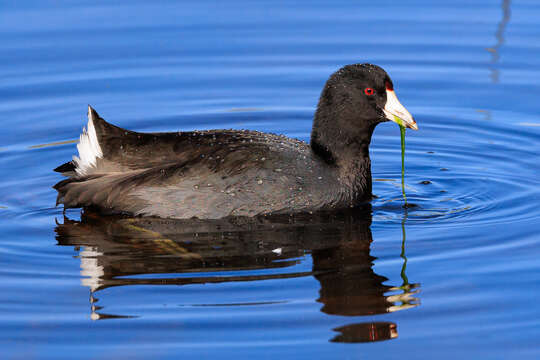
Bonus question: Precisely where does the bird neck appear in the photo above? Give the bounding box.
[310,123,375,201]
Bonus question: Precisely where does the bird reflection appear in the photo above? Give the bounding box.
[55,206,419,343]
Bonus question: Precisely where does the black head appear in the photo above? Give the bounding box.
[311,64,416,164]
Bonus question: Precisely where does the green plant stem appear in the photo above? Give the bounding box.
[400,213,409,287]
[400,125,407,205]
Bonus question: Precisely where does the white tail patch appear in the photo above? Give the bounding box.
[73,107,103,176]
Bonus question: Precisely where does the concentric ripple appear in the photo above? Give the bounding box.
[371,107,540,227]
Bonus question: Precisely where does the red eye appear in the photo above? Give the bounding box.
[364,87,375,96]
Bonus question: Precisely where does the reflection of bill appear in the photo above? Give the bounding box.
[56,207,420,342]
[332,322,398,343]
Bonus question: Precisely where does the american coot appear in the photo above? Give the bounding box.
[54,63,417,219]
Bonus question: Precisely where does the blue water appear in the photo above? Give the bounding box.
[2,0,540,359]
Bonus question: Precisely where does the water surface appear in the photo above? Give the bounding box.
[2,1,540,359]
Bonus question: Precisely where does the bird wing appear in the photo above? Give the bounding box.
[53,106,319,218]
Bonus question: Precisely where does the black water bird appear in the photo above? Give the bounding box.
[54,64,417,219]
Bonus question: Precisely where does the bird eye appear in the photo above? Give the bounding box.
[364,88,375,96]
